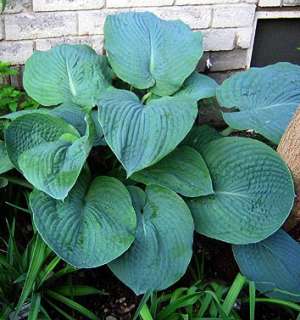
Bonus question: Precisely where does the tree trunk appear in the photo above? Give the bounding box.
[277,107,300,231]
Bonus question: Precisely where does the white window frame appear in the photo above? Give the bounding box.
[246,9,300,67]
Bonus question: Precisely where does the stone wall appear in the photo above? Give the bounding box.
[0,0,299,82]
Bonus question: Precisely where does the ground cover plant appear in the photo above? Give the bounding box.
[1,10,300,318]
[0,61,38,115]
[0,218,105,319]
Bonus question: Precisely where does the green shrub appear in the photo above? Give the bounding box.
[1,11,300,302]
[0,61,39,115]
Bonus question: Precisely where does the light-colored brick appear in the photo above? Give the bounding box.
[3,0,31,14]
[0,41,34,64]
[36,35,104,54]
[176,0,238,4]
[5,12,77,41]
[33,0,105,12]
[202,29,235,51]
[283,0,300,5]
[107,0,174,8]
[78,6,211,35]
[78,10,115,36]
[0,17,4,40]
[209,49,248,71]
[258,0,281,6]
[212,4,256,28]
[236,27,253,49]
[151,6,212,29]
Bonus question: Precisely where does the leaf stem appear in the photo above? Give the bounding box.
[2,175,33,189]
[220,127,235,137]
[140,304,154,320]
[141,92,152,104]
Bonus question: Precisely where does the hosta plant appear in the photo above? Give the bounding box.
[1,11,300,299]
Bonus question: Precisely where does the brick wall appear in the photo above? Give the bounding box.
[0,0,299,82]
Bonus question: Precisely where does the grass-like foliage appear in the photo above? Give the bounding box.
[0,217,105,319]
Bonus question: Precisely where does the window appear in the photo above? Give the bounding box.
[251,18,300,67]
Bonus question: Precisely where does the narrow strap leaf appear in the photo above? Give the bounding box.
[40,305,52,320]
[5,201,31,214]
[255,297,300,312]
[222,273,246,315]
[28,293,41,320]
[46,289,98,320]
[53,285,105,297]
[133,291,152,320]
[196,293,213,317]
[14,236,47,319]
[248,281,256,320]
[157,293,201,320]
[49,265,77,281]
[139,304,154,320]
[45,298,76,320]
[37,256,61,288]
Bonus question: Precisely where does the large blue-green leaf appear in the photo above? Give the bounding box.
[175,72,218,101]
[1,105,105,147]
[217,63,300,144]
[5,113,94,200]
[0,140,13,174]
[132,146,213,197]
[0,108,49,120]
[187,137,294,244]
[182,125,222,154]
[24,44,113,107]
[53,104,106,146]
[233,229,300,302]
[91,109,106,146]
[104,12,202,96]
[108,185,194,295]
[52,103,87,136]
[98,89,197,176]
[30,170,137,268]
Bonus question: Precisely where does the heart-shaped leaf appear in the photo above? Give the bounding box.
[217,63,300,144]
[30,170,137,268]
[24,44,113,107]
[233,229,300,302]
[98,89,197,176]
[175,72,218,101]
[108,185,194,294]
[104,12,202,96]
[52,103,87,136]
[2,104,106,148]
[187,137,294,244]
[0,140,13,174]
[0,108,49,120]
[132,146,213,197]
[5,113,94,200]
[91,109,106,146]
[182,125,222,154]
[53,104,106,146]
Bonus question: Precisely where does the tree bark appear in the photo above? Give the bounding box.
[277,107,300,231]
